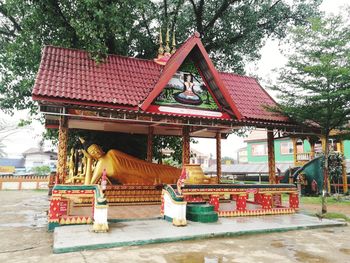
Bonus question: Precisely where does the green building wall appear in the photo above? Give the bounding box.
[344,141,350,159]
[247,139,311,163]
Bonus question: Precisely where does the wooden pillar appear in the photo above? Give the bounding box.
[182,126,190,165]
[321,136,327,152]
[216,132,221,184]
[340,140,348,193]
[146,126,154,162]
[267,130,276,184]
[292,137,297,166]
[57,117,68,184]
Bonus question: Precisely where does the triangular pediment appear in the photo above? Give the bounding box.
[141,33,242,120]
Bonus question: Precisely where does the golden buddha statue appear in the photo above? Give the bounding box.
[78,138,181,185]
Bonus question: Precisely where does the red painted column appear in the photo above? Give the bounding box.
[209,195,220,212]
[160,193,164,216]
[262,194,272,210]
[216,132,221,184]
[289,193,299,209]
[236,194,247,211]
[182,126,190,165]
[267,130,276,184]
[147,126,154,162]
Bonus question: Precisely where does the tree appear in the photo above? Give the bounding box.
[271,13,350,213]
[0,0,321,114]
[0,0,321,164]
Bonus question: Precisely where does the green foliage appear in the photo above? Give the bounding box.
[0,0,322,164]
[271,13,350,136]
[325,152,343,183]
[271,12,350,211]
[153,135,183,164]
[0,0,321,114]
[31,165,51,176]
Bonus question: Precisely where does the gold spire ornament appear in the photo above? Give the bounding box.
[164,28,171,54]
[158,27,164,56]
[171,29,176,54]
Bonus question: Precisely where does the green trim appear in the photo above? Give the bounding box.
[53,221,346,254]
[108,217,162,223]
[164,215,173,222]
[164,185,184,201]
[48,222,59,232]
[53,184,106,205]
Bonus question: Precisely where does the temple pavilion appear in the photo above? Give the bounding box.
[32,32,313,186]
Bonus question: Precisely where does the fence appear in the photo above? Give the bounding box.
[0,175,49,190]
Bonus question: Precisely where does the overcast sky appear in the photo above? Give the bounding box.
[0,0,349,158]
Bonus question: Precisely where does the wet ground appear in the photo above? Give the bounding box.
[0,190,350,262]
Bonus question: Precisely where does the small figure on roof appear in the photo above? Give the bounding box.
[174,73,202,105]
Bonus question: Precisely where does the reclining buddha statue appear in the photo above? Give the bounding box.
[76,138,181,185]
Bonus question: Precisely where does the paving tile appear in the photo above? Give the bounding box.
[53,214,346,253]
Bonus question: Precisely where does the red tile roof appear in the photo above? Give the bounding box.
[33,46,163,107]
[220,72,289,122]
[32,36,289,123]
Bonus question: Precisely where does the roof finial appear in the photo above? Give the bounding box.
[164,28,171,54]
[171,29,176,54]
[158,27,164,56]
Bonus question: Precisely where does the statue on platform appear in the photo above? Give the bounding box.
[76,138,181,185]
[174,73,202,105]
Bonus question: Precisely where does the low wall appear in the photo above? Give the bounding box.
[0,175,49,190]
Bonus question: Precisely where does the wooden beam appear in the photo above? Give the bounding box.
[340,140,348,193]
[182,126,190,165]
[216,132,221,184]
[147,126,154,162]
[267,130,276,184]
[57,117,68,183]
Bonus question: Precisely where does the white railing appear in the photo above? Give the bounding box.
[296,152,311,162]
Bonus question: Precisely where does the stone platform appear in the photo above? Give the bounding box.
[53,214,346,253]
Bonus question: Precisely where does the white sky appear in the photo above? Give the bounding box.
[0,0,348,158]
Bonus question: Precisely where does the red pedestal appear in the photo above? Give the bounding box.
[261,194,272,210]
[289,193,299,209]
[209,195,220,212]
[160,194,164,216]
[236,194,247,211]
[48,198,61,223]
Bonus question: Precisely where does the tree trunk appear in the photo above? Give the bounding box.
[321,134,329,214]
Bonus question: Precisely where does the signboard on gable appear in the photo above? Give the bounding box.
[154,71,219,111]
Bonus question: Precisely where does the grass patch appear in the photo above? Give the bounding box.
[281,194,350,205]
[322,212,350,222]
[301,196,350,205]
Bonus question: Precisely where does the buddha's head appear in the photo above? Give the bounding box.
[79,137,105,160]
[87,144,104,160]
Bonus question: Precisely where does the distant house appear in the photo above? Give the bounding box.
[22,148,57,171]
[0,158,25,175]
[190,148,211,169]
[237,147,248,164]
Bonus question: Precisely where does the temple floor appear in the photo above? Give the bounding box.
[53,214,346,253]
